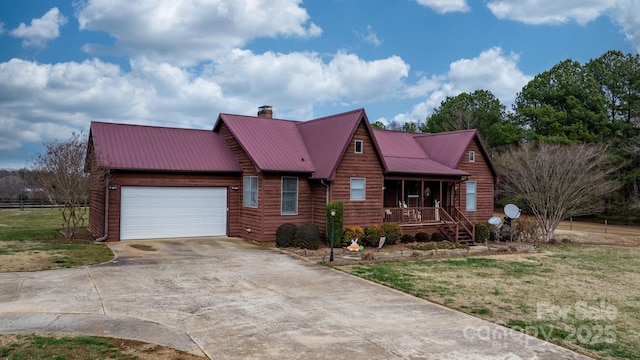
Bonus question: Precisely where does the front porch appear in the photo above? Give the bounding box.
[382,178,475,243]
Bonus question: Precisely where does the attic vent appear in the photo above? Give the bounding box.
[257,105,273,119]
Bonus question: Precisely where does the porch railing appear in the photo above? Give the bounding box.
[383,207,442,224]
[383,206,475,243]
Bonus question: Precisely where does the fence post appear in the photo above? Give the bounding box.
[605,219,608,234]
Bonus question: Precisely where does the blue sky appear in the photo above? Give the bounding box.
[0,0,638,169]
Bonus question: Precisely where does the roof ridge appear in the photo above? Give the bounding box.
[301,108,364,124]
[92,121,213,132]
[218,113,300,123]
[415,128,477,137]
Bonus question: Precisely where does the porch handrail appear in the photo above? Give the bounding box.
[438,208,459,242]
[450,207,475,240]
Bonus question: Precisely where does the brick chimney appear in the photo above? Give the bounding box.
[257,105,273,119]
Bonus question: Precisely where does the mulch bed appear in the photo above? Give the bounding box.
[52,228,96,244]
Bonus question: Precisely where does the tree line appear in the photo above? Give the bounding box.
[374,50,640,241]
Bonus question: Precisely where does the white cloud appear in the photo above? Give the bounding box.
[405,76,444,98]
[77,0,322,66]
[448,47,531,102]
[385,47,531,125]
[10,7,67,48]
[486,0,640,51]
[487,0,613,25]
[415,0,470,13]
[357,25,381,47]
[609,0,640,52]
[2,46,524,149]
[0,48,410,153]
[211,49,409,107]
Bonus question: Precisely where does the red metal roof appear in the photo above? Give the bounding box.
[214,114,315,173]
[373,129,468,176]
[297,109,366,179]
[89,109,492,181]
[414,130,477,168]
[90,122,241,172]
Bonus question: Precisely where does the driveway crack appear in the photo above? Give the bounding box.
[85,267,106,315]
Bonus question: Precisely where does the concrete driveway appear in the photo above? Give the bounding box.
[0,237,589,359]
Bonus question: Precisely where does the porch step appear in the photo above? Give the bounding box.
[440,225,474,244]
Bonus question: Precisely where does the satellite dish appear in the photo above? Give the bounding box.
[504,204,521,219]
[488,216,503,226]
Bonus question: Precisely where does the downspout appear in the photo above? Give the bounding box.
[321,179,329,204]
[95,174,109,242]
[321,179,330,244]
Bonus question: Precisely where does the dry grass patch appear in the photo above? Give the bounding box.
[337,244,640,359]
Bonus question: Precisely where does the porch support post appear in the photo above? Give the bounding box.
[458,180,462,209]
[401,180,405,207]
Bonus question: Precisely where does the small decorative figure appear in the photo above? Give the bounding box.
[347,238,361,251]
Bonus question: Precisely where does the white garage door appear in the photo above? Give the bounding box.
[120,186,227,240]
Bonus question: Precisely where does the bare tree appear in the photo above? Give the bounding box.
[496,142,620,242]
[31,132,89,239]
[441,109,476,131]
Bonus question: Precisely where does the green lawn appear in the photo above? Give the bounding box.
[0,208,113,271]
[337,245,640,360]
[0,208,62,241]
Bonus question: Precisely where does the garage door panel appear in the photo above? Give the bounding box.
[120,186,227,240]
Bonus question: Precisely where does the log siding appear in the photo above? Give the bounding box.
[330,121,384,227]
[457,139,495,222]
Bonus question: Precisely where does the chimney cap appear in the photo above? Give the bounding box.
[257,105,273,118]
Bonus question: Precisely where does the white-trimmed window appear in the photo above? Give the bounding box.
[466,181,477,211]
[350,178,366,201]
[469,151,475,162]
[354,140,363,154]
[243,176,258,207]
[281,177,298,215]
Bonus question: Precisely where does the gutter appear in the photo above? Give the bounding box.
[95,174,109,242]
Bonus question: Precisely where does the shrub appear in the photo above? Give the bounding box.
[342,225,364,247]
[326,202,344,245]
[489,225,499,241]
[431,232,447,242]
[295,223,320,250]
[514,217,543,243]
[475,222,490,243]
[400,234,416,243]
[415,232,430,243]
[380,223,402,245]
[362,224,384,247]
[275,223,298,248]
